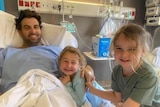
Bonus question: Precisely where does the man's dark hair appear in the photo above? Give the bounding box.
[15,9,42,30]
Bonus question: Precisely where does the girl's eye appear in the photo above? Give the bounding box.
[116,48,121,50]
[71,62,77,65]
[128,48,136,52]
[115,47,122,51]
[62,60,68,63]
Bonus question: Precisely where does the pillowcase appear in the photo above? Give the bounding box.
[41,22,78,48]
[0,10,78,48]
[0,10,22,48]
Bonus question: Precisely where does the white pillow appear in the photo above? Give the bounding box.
[0,10,21,48]
[143,53,160,79]
[41,22,78,48]
[0,10,78,48]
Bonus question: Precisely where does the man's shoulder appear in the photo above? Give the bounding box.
[0,47,10,54]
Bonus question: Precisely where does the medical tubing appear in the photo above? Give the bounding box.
[70,16,91,50]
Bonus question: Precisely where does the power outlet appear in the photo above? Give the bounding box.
[57,1,75,13]
[65,3,74,11]
[53,4,61,11]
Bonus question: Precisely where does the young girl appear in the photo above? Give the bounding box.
[58,46,111,107]
[86,23,160,107]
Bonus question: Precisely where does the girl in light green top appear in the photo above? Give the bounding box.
[58,46,111,107]
[86,23,160,107]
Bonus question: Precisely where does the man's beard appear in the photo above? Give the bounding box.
[23,37,41,46]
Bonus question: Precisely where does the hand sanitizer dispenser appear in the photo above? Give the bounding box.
[92,35,111,57]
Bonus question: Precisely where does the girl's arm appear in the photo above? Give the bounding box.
[86,81,122,103]
[114,98,140,107]
[87,82,140,107]
[122,98,140,107]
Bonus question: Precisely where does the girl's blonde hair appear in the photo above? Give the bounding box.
[58,46,87,68]
[110,23,153,56]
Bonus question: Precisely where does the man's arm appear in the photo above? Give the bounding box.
[81,65,95,82]
[0,48,8,95]
[0,48,8,77]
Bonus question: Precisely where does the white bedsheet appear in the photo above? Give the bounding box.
[0,69,78,107]
[0,69,115,107]
[143,52,160,79]
[152,47,160,69]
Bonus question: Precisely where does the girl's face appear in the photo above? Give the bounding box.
[59,52,80,76]
[114,33,144,70]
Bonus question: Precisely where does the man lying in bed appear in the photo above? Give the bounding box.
[0,9,93,94]
[0,9,110,107]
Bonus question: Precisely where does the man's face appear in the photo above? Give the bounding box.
[18,18,42,47]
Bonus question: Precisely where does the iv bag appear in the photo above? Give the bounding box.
[99,17,128,38]
[99,18,117,38]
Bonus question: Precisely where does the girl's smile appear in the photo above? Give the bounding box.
[114,33,144,74]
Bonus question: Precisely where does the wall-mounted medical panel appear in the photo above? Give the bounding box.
[145,0,160,7]
[17,0,136,20]
[0,0,5,11]
[145,0,160,26]
[146,6,160,16]
[146,17,160,26]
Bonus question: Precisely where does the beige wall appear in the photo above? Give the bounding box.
[69,0,100,3]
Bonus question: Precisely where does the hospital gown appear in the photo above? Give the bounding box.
[0,46,61,93]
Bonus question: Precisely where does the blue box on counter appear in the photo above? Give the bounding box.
[92,36,111,57]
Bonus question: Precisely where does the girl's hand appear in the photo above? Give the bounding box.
[59,75,71,85]
[114,102,123,107]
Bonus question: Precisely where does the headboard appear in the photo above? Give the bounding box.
[153,27,160,49]
[0,10,78,49]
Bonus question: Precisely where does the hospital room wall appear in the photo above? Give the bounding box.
[4,0,148,81]
[4,0,147,51]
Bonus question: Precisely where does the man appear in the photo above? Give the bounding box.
[0,9,94,94]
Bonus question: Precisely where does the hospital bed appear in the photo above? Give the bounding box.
[0,10,80,107]
[0,10,113,107]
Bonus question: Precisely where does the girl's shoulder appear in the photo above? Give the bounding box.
[139,61,157,74]
[137,61,159,81]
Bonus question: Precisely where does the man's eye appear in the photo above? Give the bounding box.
[34,25,40,29]
[24,26,30,30]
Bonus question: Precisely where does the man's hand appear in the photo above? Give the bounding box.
[81,65,95,83]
